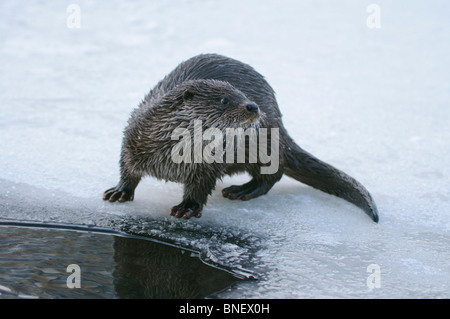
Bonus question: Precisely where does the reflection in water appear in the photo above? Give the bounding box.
[0,226,242,299]
[113,236,239,298]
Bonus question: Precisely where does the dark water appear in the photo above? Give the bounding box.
[0,225,244,299]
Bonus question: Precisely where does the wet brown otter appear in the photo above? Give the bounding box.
[103,54,379,222]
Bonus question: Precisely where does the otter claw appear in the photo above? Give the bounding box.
[103,187,134,203]
[183,209,202,219]
[170,200,202,219]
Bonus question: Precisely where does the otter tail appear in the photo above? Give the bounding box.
[283,138,379,223]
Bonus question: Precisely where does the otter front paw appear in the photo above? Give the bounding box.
[170,199,202,219]
[103,186,134,202]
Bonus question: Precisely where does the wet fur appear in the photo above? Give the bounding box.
[104,54,379,222]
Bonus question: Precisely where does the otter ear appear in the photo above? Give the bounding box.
[183,90,195,101]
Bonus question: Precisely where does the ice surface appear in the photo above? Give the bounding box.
[1,0,449,298]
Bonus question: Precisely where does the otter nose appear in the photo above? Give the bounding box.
[246,103,259,114]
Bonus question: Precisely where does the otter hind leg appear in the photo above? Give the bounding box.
[222,178,278,201]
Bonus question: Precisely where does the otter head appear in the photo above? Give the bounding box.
[179,79,261,129]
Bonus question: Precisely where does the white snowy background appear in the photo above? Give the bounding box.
[0,0,449,298]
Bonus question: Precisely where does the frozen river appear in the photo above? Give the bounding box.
[1,0,449,298]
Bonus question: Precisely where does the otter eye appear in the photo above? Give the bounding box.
[221,97,229,105]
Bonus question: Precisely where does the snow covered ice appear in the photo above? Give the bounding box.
[1,0,449,298]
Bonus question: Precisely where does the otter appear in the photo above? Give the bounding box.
[103,54,379,222]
